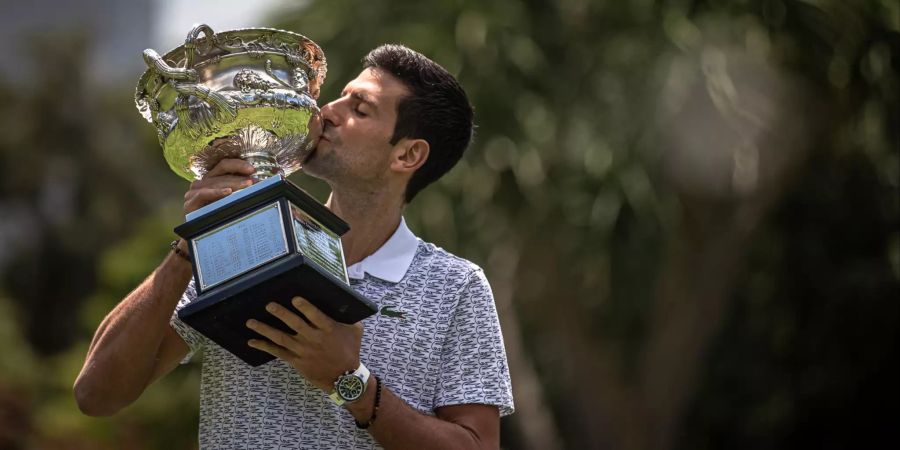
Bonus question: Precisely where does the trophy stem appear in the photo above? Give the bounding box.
[244,151,282,181]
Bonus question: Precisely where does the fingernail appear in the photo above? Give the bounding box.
[247,339,257,347]
[243,179,253,186]
[221,188,232,194]
[292,297,302,306]
[266,303,276,312]
[246,319,256,328]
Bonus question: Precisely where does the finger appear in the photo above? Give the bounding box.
[247,338,296,364]
[184,188,232,214]
[190,176,254,191]
[206,159,256,178]
[265,302,314,337]
[292,297,333,332]
[246,319,299,352]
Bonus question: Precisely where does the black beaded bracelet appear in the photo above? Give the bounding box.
[355,375,382,429]
[170,239,191,262]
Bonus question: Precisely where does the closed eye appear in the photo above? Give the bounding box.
[345,91,376,117]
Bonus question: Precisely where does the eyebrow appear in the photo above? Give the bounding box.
[343,90,378,109]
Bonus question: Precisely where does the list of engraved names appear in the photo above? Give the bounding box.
[195,203,288,288]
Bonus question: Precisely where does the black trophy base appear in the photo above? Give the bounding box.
[178,252,372,366]
[174,175,377,367]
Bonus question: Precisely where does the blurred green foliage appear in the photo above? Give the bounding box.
[0,0,896,449]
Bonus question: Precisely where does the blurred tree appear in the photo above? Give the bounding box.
[0,33,181,356]
[0,32,196,449]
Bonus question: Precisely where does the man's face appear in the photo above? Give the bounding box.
[302,67,410,190]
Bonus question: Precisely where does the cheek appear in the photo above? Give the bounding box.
[347,124,392,153]
[351,118,393,143]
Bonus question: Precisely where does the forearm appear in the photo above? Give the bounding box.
[345,382,493,450]
[74,250,192,415]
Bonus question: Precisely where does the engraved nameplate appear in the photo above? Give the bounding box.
[290,204,349,284]
[192,202,289,290]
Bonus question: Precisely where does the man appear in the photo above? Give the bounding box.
[74,44,514,449]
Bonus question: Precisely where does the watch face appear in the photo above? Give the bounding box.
[337,375,365,402]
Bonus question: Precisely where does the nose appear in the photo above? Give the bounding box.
[320,99,339,129]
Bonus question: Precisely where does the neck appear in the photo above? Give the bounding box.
[326,187,405,266]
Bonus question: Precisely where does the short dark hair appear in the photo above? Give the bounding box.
[362,44,474,203]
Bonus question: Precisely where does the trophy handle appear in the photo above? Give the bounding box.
[142,24,237,139]
[184,24,216,68]
[142,52,237,137]
[140,24,215,79]
[142,49,198,81]
[174,24,237,136]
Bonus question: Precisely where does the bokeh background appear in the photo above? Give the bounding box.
[1,0,897,449]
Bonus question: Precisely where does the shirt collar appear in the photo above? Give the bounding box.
[346,217,419,283]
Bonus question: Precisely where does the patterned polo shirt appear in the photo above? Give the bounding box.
[170,218,514,449]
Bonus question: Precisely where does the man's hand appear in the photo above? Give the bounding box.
[246,297,363,392]
[183,159,256,215]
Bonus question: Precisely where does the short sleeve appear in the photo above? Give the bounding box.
[169,279,206,363]
[434,269,515,416]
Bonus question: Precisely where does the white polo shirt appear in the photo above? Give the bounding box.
[171,218,514,449]
[345,217,420,283]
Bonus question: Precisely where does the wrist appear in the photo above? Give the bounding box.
[353,375,382,429]
[345,375,381,428]
[169,239,191,263]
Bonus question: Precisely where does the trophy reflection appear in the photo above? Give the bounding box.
[135,24,376,366]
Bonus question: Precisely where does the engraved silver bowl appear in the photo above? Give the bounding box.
[135,24,326,181]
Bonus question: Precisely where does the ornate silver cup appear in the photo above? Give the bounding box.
[135,24,326,181]
[135,25,376,366]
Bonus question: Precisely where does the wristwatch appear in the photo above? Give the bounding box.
[329,362,370,406]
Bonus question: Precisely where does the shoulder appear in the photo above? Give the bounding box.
[408,241,492,298]
[412,240,486,281]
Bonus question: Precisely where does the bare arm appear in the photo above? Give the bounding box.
[74,252,193,416]
[349,381,499,450]
[74,159,257,416]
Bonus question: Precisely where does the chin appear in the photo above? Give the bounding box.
[300,157,331,181]
[300,162,322,178]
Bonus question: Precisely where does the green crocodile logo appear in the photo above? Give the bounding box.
[380,305,405,319]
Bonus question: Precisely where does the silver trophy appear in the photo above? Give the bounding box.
[135,24,326,180]
[135,24,376,366]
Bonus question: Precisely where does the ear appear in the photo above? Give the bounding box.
[390,138,430,174]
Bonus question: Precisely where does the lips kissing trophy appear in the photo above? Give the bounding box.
[135,24,376,366]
